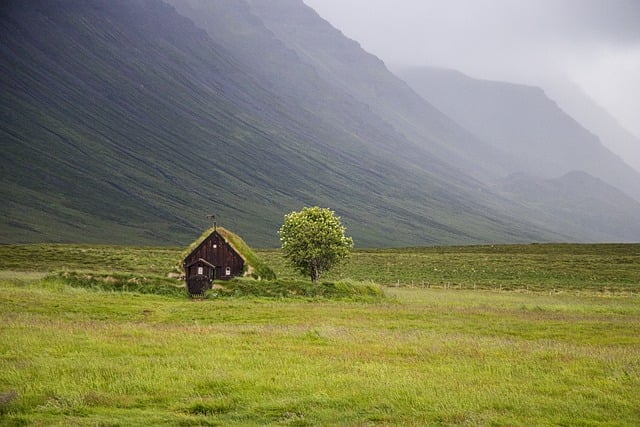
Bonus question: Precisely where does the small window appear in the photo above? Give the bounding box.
[225,267,231,276]
[197,266,204,275]
[213,244,217,249]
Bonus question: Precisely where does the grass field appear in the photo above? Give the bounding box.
[1,243,639,425]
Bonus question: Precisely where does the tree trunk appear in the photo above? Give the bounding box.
[310,262,322,283]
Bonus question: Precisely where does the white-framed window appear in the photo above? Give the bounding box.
[225,267,231,276]
[197,266,204,275]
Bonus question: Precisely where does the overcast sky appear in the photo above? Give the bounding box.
[302,0,640,138]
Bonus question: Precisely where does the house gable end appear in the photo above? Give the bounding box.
[183,230,245,280]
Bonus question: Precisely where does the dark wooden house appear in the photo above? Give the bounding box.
[182,228,246,282]
[180,226,275,296]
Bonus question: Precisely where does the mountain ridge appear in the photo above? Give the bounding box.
[396,66,640,203]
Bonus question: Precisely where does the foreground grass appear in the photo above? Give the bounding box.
[1,274,639,425]
[1,243,638,424]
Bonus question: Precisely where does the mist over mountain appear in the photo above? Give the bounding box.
[2,0,638,245]
[396,66,640,203]
[540,77,640,174]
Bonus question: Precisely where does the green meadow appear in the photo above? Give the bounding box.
[1,244,639,425]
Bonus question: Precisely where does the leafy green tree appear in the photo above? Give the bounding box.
[278,207,354,282]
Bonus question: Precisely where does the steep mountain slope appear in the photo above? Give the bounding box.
[169,0,640,242]
[240,0,515,182]
[1,0,301,245]
[1,0,564,246]
[167,0,492,186]
[396,66,640,202]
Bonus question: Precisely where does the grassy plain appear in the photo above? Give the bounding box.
[0,243,639,425]
[265,243,640,293]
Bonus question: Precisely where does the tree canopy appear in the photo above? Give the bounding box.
[278,207,354,282]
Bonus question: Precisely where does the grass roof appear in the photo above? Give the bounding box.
[178,226,276,280]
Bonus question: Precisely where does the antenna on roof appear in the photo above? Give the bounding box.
[206,214,217,231]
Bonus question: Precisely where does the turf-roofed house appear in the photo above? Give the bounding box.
[181,226,275,295]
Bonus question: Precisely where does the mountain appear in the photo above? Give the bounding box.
[1,0,561,246]
[167,0,515,184]
[1,0,638,246]
[238,0,516,182]
[395,66,640,203]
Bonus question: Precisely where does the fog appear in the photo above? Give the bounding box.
[303,0,640,141]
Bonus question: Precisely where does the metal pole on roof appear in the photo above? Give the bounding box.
[207,214,216,231]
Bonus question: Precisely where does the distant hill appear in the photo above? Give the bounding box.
[1,0,638,245]
[396,66,640,203]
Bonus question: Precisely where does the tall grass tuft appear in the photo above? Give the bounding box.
[45,271,186,297]
[211,278,385,301]
[43,271,385,302]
